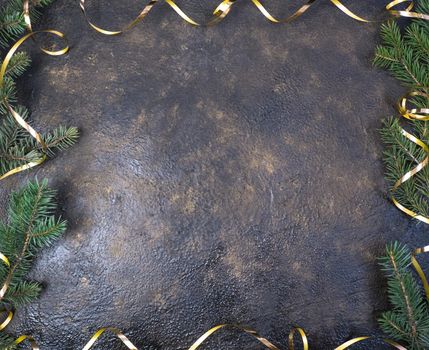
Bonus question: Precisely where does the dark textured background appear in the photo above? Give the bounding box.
[0,0,427,349]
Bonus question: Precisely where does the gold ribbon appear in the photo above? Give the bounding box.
[82,327,138,350]
[412,245,429,300]
[0,311,13,332]
[78,0,362,34]
[390,90,429,225]
[78,0,429,36]
[15,335,40,350]
[388,90,429,300]
[187,324,282,350]
[0,28,69,181]
[0,252,10,301]
[387,0,429,21]
[78,324,405,350]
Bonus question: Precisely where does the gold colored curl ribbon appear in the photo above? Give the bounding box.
[78,323,406,350]
[387,0,429,21]
[78,0,429,36]
[390,90,429,225]
[82,327,138,350]
[388,89,429,301]
[0,29,69,181]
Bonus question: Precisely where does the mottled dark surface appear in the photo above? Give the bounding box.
[0,0,427,349]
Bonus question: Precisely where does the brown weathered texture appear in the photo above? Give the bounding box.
[0,0,425,349]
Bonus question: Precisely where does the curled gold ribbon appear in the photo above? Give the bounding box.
[0,253,10,300]
[187,324,282,350]
[0,311,13,332]
[78,0,376,36]
[82,327,138,350]
[0,29,68,181]
[397,91,429,121]
[389,90,429,224]
[387,0,429,21]
[79,0,429,36]
[0,311,13,331]
[80,324,404,350]
[412,245,429,300]
[23,0,32,33]
[15,335,40,350]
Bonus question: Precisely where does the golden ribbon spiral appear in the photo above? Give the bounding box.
[78,0,429,36]
[56,322,407,349]
[389,89,429,304]
[392,91,429,216]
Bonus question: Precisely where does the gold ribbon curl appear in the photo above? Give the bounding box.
[0,2,69,181]
[77,0,429,35]
[390,90,429,226]
[78,0,429,36]
[77,323,406,350]
[388,90,429,301]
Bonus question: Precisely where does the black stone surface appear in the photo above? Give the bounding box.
[0,0,427,349]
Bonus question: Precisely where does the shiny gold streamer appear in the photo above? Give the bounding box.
[0,28,68,181]
[389,90,429,225]
[387,89,429,307]
[0,253,10,300]
[0,311,13,332]
[78,0,429,36]
[82,327,138,350]
[77,324,405,350]
[15,335,40,350]
[188,324,282,350]
[78,0,357,34]
[412,245,429,300]
[387,0,429,20]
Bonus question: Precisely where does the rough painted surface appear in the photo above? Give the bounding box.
[0,0,426,349]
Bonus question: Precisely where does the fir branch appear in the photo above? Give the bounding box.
[0,179,66,310]
[376,2,429,347]
[0,107,79,177]
[0,179,66,350]
[0,334,15,350]
[0,0,57,49]
[0,0,79,179]
[378,243,429,350]
[376,1,429,222]
[4,51,30,78]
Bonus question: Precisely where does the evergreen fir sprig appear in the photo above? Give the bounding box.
[376,0,429,347]
[0,180,66,350]
[0,0,55,48]
[376,0,429,221]
[0,179,66,310]
[0,0,79,179]
[378,242,429,350]
[0,179,66,350]
[0,108,79,176]
[0,333,15,350]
